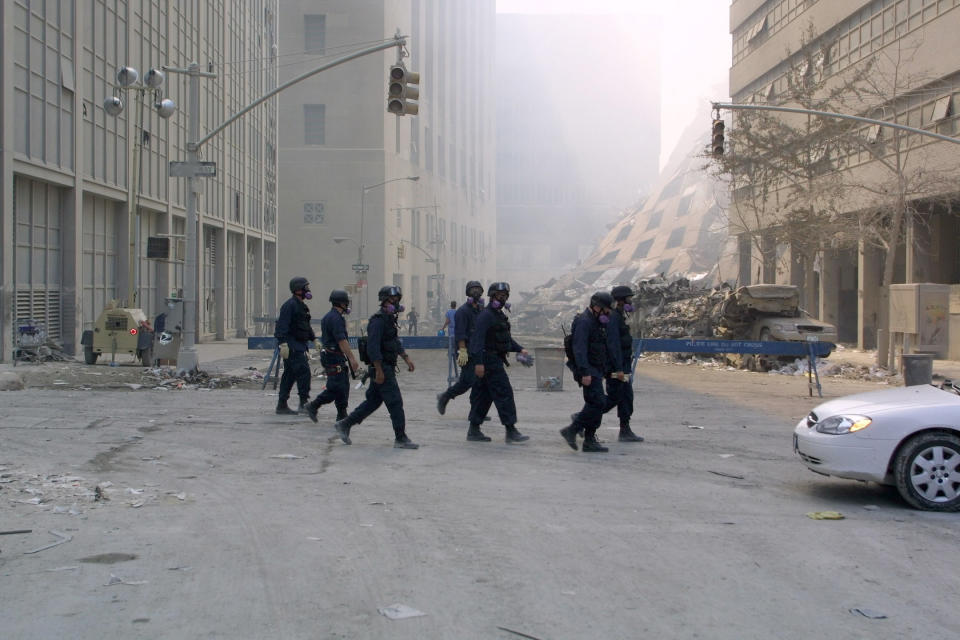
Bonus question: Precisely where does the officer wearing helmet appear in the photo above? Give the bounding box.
[273,277,317,415]
[305,290,361,424]
[605,285,643,442]
[332,285,419,449]
[436,281,485,433]
[560,291,625,452]
[467,282,531,444]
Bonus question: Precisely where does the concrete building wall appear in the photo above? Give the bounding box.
[277,0,496,330]
[0,0,279,361]
[728,0,960,349]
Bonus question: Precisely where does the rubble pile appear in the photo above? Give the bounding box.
[140,367,257,390]
[631,278,730,338]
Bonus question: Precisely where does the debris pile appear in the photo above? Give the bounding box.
[140,367,256,390]
[631,278,730,338]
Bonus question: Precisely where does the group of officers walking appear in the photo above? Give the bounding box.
[274,276,642,452]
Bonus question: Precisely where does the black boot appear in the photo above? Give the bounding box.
[306,400,320,423]
[297,399,309,415]
[394,433,420,449]
[559,424,579,450]
[505,425,529,443]
[571,413,585,437]
[276,401,297,415]
[436,392,450,415]
[618,424,644,442]
[336,408,348,421]
[467,424,492,442]
[331,418,352,445]
[582,431,609,453]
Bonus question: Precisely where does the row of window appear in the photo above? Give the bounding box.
[733,0,819,65]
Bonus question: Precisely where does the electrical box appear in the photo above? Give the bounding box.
[889,283,949,358]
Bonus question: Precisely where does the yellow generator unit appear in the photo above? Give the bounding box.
[81,302,154,365]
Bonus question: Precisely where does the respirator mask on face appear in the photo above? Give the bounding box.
[598,313,610,324]
[491,299,510,310]
[623,303,634,313]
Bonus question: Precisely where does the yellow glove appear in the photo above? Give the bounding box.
[457,347,469,368]
[279,342,290,360]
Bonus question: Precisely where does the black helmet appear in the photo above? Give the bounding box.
[611,285,634,300]
[378,285,402,301]
[289,276,309,293]
[329,289,350,306]
[590,291,615,309]
[465,280,484,296]
[487,282,510,296]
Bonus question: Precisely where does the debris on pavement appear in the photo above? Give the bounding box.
[496,626,544,640]
[0,529,33,535]
[378,603,426,620]
[708,470,745,480]
[850,608,887,619]
[104,573,148,586]
[806,511,845,520]
[24,529,72,554]
[269,454,305,460]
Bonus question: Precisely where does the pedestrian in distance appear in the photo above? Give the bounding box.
[440,300,457,337]
[332,286,419,449]
[305,290,361,424]
[605,285,644,442]
[437,282,487,439]
[407,307,419,336]
[468,282,531,444]
[274,277,317,415]
[560,291,625,452]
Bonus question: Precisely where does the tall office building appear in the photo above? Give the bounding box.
[495,13,661,296]
[277,1,496,327]
[0,1,280,362]
[729,0,960,347]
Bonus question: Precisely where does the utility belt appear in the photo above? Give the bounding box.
[324,364,348,376]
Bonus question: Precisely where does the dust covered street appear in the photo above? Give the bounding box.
[2,349,959,639]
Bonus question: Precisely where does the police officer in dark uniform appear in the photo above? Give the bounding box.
[332,286,419,449]
[436,281,485,426]
[306,290,361,424]
[274,276,316,415]
[560,291,623,452]
[468,282,530,444]
[606,285,643,442]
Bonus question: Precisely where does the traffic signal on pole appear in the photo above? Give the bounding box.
[711,119,725,157]
[387,64,420,116]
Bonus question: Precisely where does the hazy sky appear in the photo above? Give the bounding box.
[497,0,731,170]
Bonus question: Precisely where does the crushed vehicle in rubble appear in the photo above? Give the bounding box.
[635,282,837,371]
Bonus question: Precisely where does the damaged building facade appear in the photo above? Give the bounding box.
[728,0,960,354]
[514,115,737,335]
[0,1,280,362]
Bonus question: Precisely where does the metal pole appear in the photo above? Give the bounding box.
[712,101,960,146]
[177,62,202,374]
[126,88,144,308]
[360,186,366,319]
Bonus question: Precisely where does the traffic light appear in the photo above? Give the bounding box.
[711,119,725,157]
[387,64,420,116]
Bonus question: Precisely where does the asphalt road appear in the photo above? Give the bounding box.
[2,350,959,639]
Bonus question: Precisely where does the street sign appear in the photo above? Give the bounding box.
[169,161,217,177]
[351,263,370,272]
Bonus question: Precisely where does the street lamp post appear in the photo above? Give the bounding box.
[359,176,419,316]
[104,66,177,309]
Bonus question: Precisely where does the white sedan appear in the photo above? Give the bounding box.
[794,383,960,511]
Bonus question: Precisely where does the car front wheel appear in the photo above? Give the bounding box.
[894,432,960,511]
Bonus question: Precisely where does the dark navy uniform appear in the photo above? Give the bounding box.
[604,307,634,425]
[274,295,315,408]
[570,308,620,439]
[439,300,482,403]
[468,304,524,429]
[308,308,351,420]
[339,309,408,438]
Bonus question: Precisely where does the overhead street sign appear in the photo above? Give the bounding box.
[169,161,217,177]
[351,263,370,272]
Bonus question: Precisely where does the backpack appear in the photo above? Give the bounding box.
[563,319,577,373]
[357,336,370,365]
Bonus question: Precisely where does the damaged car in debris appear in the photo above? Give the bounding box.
[794,382,960,511]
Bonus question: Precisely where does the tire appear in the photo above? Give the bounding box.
[894,431,960,511]
[749,328,776,372]
[84,346,99,365]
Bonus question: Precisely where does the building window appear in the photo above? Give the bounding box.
[304,105,325,145]
[303,202,325,224]
[665,227,686,249]
[675,194,694,217]
[304,15,326,54]
[615,225,632,243]
[597,249,619,265]
[645,211,663,232]
[632,238,654,260]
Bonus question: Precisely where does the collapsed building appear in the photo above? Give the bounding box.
[514,112,738,338]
